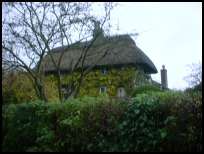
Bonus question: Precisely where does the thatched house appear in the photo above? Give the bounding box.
[41,25,158,98]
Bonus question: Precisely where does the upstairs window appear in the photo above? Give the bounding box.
[99,86,107,93]
[120,67,125,70]
[101,68,107,75]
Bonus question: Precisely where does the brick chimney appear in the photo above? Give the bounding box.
[161,65,168,89]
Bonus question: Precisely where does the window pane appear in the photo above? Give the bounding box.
[100,86,107,93]
[101,68,107,74]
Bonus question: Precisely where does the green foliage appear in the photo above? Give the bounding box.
[45,66,147,97]
[78,67,137,96]
[131,84,162,97]
[134,69,150,86]
[2,96,126,152]
[44,75,59,101]
[2,72,37,104]
[2,91,202,152]
[2,66,149,104]
[115,91,202,152]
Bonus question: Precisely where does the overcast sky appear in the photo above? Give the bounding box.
[105,2,202,90]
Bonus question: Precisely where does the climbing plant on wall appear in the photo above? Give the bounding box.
[44,66,149,99]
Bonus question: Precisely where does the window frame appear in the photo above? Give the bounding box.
[99,86,107,93]
[101,67,107,75]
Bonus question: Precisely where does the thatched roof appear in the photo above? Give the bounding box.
[41,34,157,74]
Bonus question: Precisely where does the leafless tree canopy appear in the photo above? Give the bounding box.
[184,62,202,88]
[2,2,115,102]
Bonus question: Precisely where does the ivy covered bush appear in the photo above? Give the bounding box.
[115,91,202,152]
[131,84,163,97]
[2,96,126,152]
[2,91,202,152]
[2,72,37,104]
[2,72,61,104]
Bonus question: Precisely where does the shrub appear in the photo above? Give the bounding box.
[115,91,202,152]
[131,84,162,97]
[2,92,202,152]
[2,96,126,152]
[2,72,37,104]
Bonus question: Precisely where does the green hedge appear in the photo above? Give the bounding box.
[131,84,162,97]
[115,91,202,152]
[2,73,38,105]
[2,92,202,152]
[2,96,126,152]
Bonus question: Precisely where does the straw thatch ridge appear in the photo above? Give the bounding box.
[41,34,158,74]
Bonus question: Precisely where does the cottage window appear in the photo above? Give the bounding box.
[61,84,73,99]
[101,68,107,75]
[99,86,107,93]
[117,87,126,97]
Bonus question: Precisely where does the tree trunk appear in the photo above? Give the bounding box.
[56,71,63,103]
[34,78,48,102]
[73,73,84,98]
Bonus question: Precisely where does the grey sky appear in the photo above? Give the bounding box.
[106,2,202,90]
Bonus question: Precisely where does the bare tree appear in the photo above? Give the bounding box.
[2,2,53,101]
[184,62,202,88]
[2,2,115,102]
[46,3,115,101]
